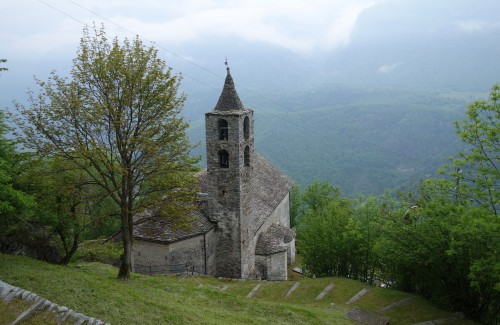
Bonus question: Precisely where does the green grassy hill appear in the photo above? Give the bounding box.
[0,254,478,324]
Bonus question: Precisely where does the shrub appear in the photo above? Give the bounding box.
[72,240,121,265]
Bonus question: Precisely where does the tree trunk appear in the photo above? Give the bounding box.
[59,233,80,265]
[117,207,132,280]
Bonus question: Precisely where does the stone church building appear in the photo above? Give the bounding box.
[131,67,295,280]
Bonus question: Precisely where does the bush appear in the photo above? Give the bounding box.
[71,240,122,265]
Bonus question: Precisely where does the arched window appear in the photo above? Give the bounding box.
[244,146,250,167]
[219,150,229,168]
[243,116,249,140]
[218,119,228,140]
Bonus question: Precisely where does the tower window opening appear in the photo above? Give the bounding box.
[244,146,250,167]
[243,116,249,140]
[218,119,228,140]
[219,150,229,168]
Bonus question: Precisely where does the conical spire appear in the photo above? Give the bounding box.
[214,64,244,111]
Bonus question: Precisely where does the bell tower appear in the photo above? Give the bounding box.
[205,65,255,278]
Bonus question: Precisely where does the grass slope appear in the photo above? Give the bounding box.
[0,254,478,324]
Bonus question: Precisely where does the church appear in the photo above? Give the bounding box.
[131,66,295,281]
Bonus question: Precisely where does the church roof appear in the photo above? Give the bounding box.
[134,152,292,245]
[197,152,293,232]
[250,153,294,231]
[214,68,244,111]
[133,202,215,244]
[255,223,294,256]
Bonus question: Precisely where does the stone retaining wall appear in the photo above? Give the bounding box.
[0,280,108,324]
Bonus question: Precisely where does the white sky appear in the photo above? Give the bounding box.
[1,0,384,57]
[1,0,499,95]
[2,0,499,59]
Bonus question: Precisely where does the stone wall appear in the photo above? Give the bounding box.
[132,230,216,276]
[287,237,296,265]
[205,109,255,279]
[255,251,287,281]
[255,255,267,279]
[204,228,217,276]
[253,193,294,280]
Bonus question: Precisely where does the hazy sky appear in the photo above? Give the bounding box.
[1,0,500,102]
[1,0,383,57]
[2,0,499,57]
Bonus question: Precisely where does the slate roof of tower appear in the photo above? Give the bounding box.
[197,152,293,232]
[133,201,214,244]
[214,68,244,111]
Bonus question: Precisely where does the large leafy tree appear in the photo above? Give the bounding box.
[450,83,499,215]
[15,26,199,280]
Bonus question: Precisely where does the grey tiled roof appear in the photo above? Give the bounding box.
[255,223,294,255]
[196,169,208,193]
[197,152,293,231]
[251,153,293,231]
[214,69,244,111]
[133,202,215,244]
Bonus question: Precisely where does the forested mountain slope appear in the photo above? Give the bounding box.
[186,86,475,196]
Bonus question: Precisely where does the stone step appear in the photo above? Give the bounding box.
[346,287,369,304]
[378,296,413,313]
[0,279,109,325]
[285,282,300,298]
[11,297,46,325]
[246,284,263,299]
[315,283,335,300]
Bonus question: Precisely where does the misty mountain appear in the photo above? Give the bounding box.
[186,84,471,196]
[1,0,497,196]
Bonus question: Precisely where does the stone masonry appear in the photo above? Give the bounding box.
[205,67,256,279]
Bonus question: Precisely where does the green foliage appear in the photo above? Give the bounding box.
[14,25,200,279]
[16,156,119,264]
[448,83,500,215]
[298,195,352,277]
[376,180,499,323]
[301,180,340,212]
[296,178,498,323]
[296,181,383,283]
[0,110,35,237]
[71,240,122,265]
[350,196,386,284]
